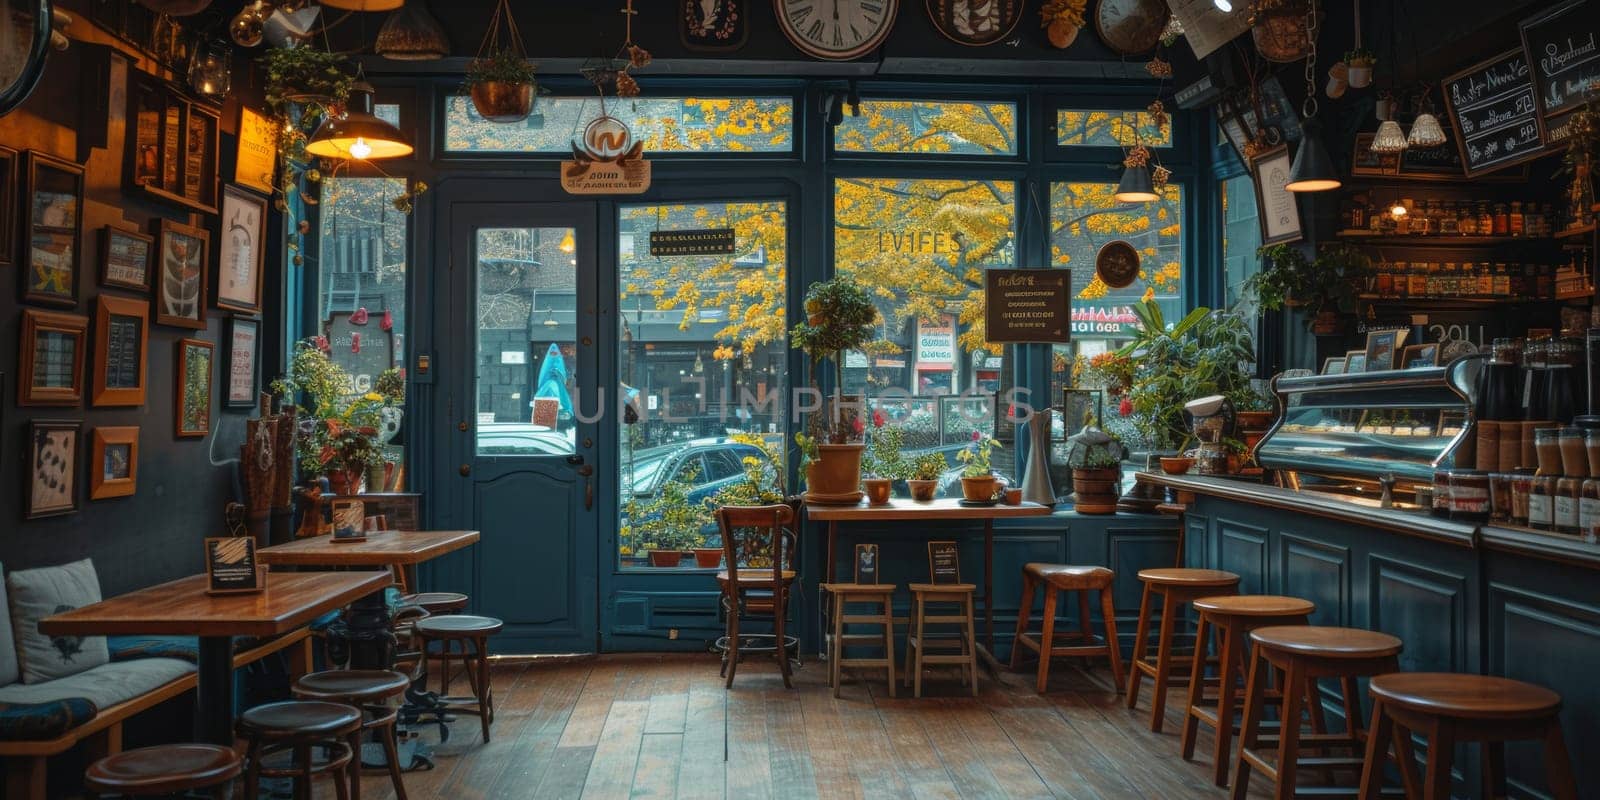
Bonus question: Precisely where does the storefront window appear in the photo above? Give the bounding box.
[444,96,793,153]
[834,99,1017,155]
[1222,173,1263,313]
[1055,109,1171,148]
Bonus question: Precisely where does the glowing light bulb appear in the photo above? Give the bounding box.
[349,137,372,160]
[1390,203,1407,218]
[1214,0,1232,10]
[559,230,576,253]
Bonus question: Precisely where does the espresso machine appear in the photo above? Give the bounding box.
[1184,394,1235,474]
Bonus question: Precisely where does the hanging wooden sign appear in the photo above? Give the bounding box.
[561,114,651,195]
[649,228,736,256]
[1441,48,1546,177]
[984,269,1071,344]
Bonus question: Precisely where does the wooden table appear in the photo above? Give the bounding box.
[807,499,1051,670]
[40,571,389,746]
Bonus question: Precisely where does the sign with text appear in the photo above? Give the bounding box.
[1167,0,1252,59]
[323,311,394,397]
[854,544,879,585]
[984,269,1070,344]
[649,228,736,256]
[876,229,960,255]
[204,537,261,594]
[235,107,278,196]
[915,314,955,368]
[1522,0,1600,140]
[928,541,961,584]
[1442,48,1547,176]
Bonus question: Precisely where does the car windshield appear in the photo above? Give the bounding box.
[628,455,668,494]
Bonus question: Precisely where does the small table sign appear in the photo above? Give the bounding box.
[928,541,961,585]
[330,498,367,542]
[854,544,879,585]
[205,537,265,595]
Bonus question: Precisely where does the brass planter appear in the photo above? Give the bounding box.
[469,81,534,123]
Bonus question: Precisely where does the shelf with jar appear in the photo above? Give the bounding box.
[1353,254,1595,306]
[1340,194,1566,241]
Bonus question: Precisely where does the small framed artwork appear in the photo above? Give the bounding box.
[1321,357,1347,375]
[1350,133,1400,177]
[0,145,16,266]
[27,420,81,519]
[89,426,139,500]
[18,308,88,406]
[1401,343,1440,369]
[224,316,259,408]
[927,541,961,585]
[215,185,265,314]
[1364,329,1406,372]
[1250,145,1303,245]
[151,218,209,329]
[99,226,153,293]
[176,337,214,438]
[92,294,149,407]
[331,498,367,542]
[853,543,879,585]
[1344,350,1368,373]
[1217,107,1252,168]
[20,150,86,308]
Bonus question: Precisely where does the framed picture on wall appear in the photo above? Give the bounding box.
[20,150,85,308]
[1249,145,1303,245]
[27,420,81,519]
[89,426,139,500]
[0,145,16,267]
[215,185,265,314]
[18,308,88,406]
[99,226,153,293]
[224,316,259,408]
[176,337,214,438]
[151,218,209,329]
[92,294,149,407]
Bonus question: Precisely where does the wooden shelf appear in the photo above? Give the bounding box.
[1555,224,1596,240]
[133,183,217,216]
[1337,232,1557,246]
[1356,289,1594,308]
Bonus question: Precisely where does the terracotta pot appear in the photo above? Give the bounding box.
[961,475,999,503]
[907,479,938,501]
[804,444,866,503]
[469,80,534,123]
[1159,456,1195,475]
[1072,467,1122,514]
[1046,20,1080,49]
[693,548,723,569]
[326,469,363,496]
[648,550,684,568]
[1003,488,1023,505]
[1235,411,1275,431]
[863,477,892,505]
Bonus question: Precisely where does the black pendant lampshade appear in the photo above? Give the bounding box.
[1114,164,1158,203]
[304,82,414,160]
[1285,123,1342,193]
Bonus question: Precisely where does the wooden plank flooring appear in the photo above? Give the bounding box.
[361,654,1285,799]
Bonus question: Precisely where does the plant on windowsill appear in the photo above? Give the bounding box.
[908,452,947,502]
[860,412,910,505]
[791,275,879,504]
[624,464,712,567]
[1064,426,1126,514]
[270,339,395,494]
[702,434,788,567]
[956,432,1001,503]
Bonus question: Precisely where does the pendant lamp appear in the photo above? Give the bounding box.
[317,0,403,11]
[1283,0,1340,193]
[376,0,449,61]
[1371,119,1408,153]
[1407,111,1447,149]
[304,81,413,160]
[1114,164,1159,203]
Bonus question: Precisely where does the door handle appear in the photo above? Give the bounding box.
[565,454,585,465]
[576,464,595,510]
[459,464,471,477]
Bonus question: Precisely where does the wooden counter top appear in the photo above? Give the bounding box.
[39,571,389,638]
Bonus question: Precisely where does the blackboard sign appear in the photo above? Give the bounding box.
[1522,0,1600,138]
[1442,48,1547,177]
[104,314,142,389]
[984,269,1070,344]
[1396,123,1469,180]
[323,311,394,397]
[928,541,961,585]
[648,228,736,256]
[854,544,879,585]
[204,537,262,594]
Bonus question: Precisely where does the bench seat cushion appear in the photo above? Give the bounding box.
[0,698,97,741]
[0,658,194,710]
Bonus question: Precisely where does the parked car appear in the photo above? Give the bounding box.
[474,422,575,456]
[621,437,776,537]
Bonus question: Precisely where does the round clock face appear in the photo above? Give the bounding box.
[775,0,899,61]
[1094,0,1169,56]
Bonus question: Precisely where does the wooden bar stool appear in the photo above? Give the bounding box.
[1009,563,1124,694]
[236,700,363,800]
[1180,595,1316,787]
[1126,567,1241,732]
[1358,673,1578,800]
[293,669,413,800]
[84,744,241,798]
[1231,626,1403,800]
[904,583,979,698]
[412,614,502,743]
[820,582,897,697]
[399,591,468,615]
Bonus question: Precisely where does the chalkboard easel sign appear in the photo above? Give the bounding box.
[205,536,264,595]
[984,269,1071,344]
[1522,0,1600,138]
[1441,48,1547,177]
[854,544,879,585]
[928,541,961,585]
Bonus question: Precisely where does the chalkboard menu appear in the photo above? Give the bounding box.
[984,269,1070,344]
[1442,48,1547,177]
[104,314,142,389]
[854,544,879,585]
[1396,122,1469,180]
[1522,0,1600,141]
[928,541,961,585]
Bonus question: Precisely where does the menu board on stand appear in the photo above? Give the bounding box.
[1441,48,1547,177]
[1522,0,1600,143]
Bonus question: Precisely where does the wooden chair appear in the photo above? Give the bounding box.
[411,615,503,743]
[1358,673,1578,800]
[1009,563,1123,694]
[236,700,363,800]
[715,503,800,689]
[293,669,413,800]
[84,744,241,798]
[904,583,979,698]
[1126,568,1241,732]
[819,582,896,697]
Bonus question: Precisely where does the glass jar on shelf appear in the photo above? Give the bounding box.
[1493,203,1510,235]
[1439,201,1460,235]
[1459,203,1478,235]
[1478,202,1495,236]
[1510,201,1526,236]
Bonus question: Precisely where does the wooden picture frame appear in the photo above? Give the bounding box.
[927,540,961,584]
[99,226,154,293]
[125,76,220,215]
[1401,343,1440,369]
[26,420,81,519]
[19,150,85,308]
[234,106,278,195]
[18,308,88,406]
[151,218,209,329]
[92,294,149,407]
[1344,350,1368,374]
[1321,357,1347,375]
[175,337,214,438]
[1250,145,1303,245]
[215,185,266,314]
[0,145,16,267]
[1350,133,1399,176]
[1364,329,1406,372]
[89,426,139,500]
[1059,388,1105,441]
[224,316,260,408]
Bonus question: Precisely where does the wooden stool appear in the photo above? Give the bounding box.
[1126,567,1241,732]
[903,583,979,698]
[1180,595,1316,787]
[1359,673,1578,800]
[84,744,241,797]
[1009,563,1124,694]
[293,669,413,800]
[399,591,468,614]
[413,614,502,743]
[1232,626,1403,800]
[236,700,363,800]
[820,583,897,698]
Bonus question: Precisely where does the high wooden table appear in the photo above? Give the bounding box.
[807,499,1051,670]
[39,571,389,746]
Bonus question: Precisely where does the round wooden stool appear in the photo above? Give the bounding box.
[1126,567,1240,732]
[294,669,413,800]
[1358,673,1578,800]
[1009,563,1124,694]
[236,700,363,800]
[413,614,502,743]
[84,743,241,797]
[904,583,979,698]
[399,591,468,614]
[820,583,897,698]
[1231,626,1402,800]
[1179,595,1316,787]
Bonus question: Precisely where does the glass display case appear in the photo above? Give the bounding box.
[1256,356,1484,489]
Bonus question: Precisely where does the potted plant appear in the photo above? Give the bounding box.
[1118,300,1257,457]
[1232,384,1277,435]
[908,452,946,502]
[623,463,713,567]
[1039,0,1088,49]
[702,434,788,567]
[271,341,394,494]
[1345,48,1376,88]
[466,48,536,123]
[791,276,879,503]
[1247,243,1360,335]
[1065,427,1125,514]
[860,415,910,505]
[956,432,1001,503]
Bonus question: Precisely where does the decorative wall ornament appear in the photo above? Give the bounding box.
[926,0,1024,47]
[1039,0,1087,48]
[681,0,746,52]
[561,109,650,195]
[0,0,52,118]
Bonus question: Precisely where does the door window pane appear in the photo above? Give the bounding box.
[1222,174,1263,314]
[834,99,1017,155]
[1055,110,1172,148]
[474,227,577,455]
[445,96,794,153]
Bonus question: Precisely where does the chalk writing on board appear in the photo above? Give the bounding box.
[1442,48,1547,176]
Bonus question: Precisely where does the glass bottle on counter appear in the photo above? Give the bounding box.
[1477,202,1495,237]
[1529,475,1556,530]
[1582,478,1600,542]
[1557,476,1583,534]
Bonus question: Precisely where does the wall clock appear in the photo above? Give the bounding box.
[1094,0,1168,56]
[925,0,1022,46]
[774,0,898,61]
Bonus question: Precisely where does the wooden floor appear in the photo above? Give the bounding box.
[362,653,1285,799]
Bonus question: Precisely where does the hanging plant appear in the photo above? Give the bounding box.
[1039,0,1087,49]
[466,0,536,123]
[1249,0,1313,63]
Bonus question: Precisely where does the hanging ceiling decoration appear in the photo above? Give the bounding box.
[304,78,414,160]
[1371,119,1408,153]
[375,0,448,60]
[317,0,402,11]
[1284,0,1340,192]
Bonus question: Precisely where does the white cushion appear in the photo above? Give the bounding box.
[0,562,17,686]
[0,658,194,709]
[7,559,109,684]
